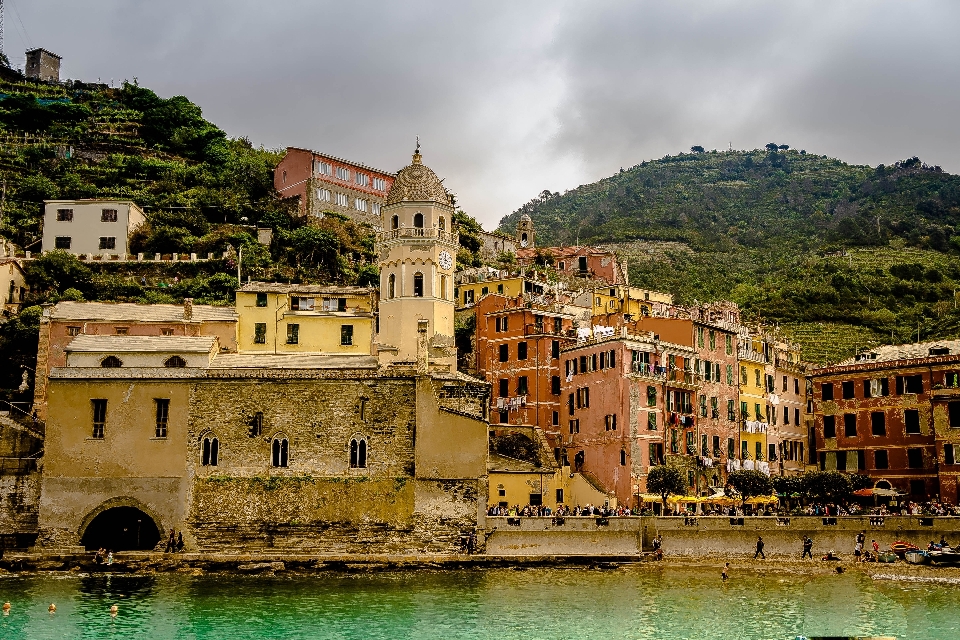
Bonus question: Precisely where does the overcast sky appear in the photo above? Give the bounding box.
[6,1,960,228]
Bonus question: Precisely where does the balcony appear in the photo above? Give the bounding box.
[932,386,960,400]
[630,362,700,389]
[737,348,768,364]
[376,227,459,245]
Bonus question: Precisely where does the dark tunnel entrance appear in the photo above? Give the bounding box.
[80,507,161,551]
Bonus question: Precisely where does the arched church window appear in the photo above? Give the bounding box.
[413,272,424,297]
[272,436,289,468]
[201,435,219,466]
[413,212,424,228]
[388,274,396,299]
[350,438,367,468]
[101,356,122,368]
[164,356,186,368]
[392,215,399,230]
[438,216,445,231]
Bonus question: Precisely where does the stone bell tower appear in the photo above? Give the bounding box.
[516,213,535,249]
[376,145,458,370]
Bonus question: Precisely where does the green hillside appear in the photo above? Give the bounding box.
[498,148,960,363]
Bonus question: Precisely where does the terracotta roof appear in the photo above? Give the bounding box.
[238,282,374,296]
[50,301,237,322]
[834,339,960,367]
[65,335,217,353]
[211,353,378,369]
[286,147,395,177]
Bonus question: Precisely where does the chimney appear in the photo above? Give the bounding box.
[183,298,194,321]
[416,319,430,374]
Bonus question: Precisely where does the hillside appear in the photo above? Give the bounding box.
[498,148,960,363]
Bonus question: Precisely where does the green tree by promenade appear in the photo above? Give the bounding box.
[801,470,853,503]
[647,466,686,513]
[725,470,773,508]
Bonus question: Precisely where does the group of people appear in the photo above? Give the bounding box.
[165,529,185,553]
[92,548,113,565]
[486,503,633,517]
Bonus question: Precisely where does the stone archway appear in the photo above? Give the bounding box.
[78,497,165,551]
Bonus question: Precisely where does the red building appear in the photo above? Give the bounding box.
[809,340,960,501]
[515,246,626,285]
[274,147,395,227]
[474,294,577,450]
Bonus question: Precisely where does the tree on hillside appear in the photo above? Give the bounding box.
[765,142,779,151]
[801,470,852,502]
[0,305,42,396]
[647,466,686,512]
[725,470,773,507]
[690,145,705,154]
[24,251,93,300]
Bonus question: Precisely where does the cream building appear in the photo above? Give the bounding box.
[1,258,27,315]
[41,199,146,256]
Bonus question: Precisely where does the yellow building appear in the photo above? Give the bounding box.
[488,454,612,510]
[236,283,377,355]
[738,333,769,466]
[579,285,673,319]
[455,275,550,309]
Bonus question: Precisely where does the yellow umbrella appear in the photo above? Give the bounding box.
[745,494,780,505]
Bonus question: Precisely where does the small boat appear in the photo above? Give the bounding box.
[904,550,931,565]
[890,541,919,557]
[928,547,960,565]
[877,552,899,563]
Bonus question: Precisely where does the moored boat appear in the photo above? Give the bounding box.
[877,552,899,563]
[890,541,919,557]
[904,550,931,565]
[928,547,960,565]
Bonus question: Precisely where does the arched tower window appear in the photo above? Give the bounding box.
[438,216,445,231]
[521,232,528,244]
[101,356,122,368]
[388,273,396,299]
[201,435,219,466]
[164,355,186,368]
[413,272,424,297]
[272,436,289,468]
[391,215,399,230]
[350,438,367,468]
[413,212,424,228]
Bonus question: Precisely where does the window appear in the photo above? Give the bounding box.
[498,379,509,397]
[755,370,761,388]
[286,324,299,344]
[874,449,888,469]
[391,215,399,230]
[56,208,74,221]
[336,166,350,180]
[700,395,707,418]
[552,412,559,426]
[385,273,396,299]
[769,443,777,462]
[254,323,266,344]
[697,327,704,348]
[100,356,122,368]
[201,435,219,466]
[373,177,386,191]
[517,376,529,396]
[413,272,424,297]
[256,293,268,307]
[355,198,368,212]
[67,326,81,336]
[842,381,855,399]
[871,411,886,436]
[499,344,508,362]
[551,376,561,395]
[438,216,445,231]
[648,413,657,430]
[946,444,956,466]
[902,409,921,434]
[647,386,657,407]
[844,413,857,438]
[350,438,367,468]
[517,342,527,360]
[91,399,107,439]
[160,328,174,336]
[605,415,617,431]
[725,335,733,355]
[569,393,575,415]
[115,327,128,335]
[728,399,736,421]
[155,399,170,438]
[754,403,762,420]
[821,383,834,401]
[782,376,788,392]
[709,330,716,350]
[726,365,734,385]
[164,356,186,368]
[272,437,289,467]
[896,375,923,394]
[908,448,924,469]
[620,449,626,466]
[372,203,381,216]
[413,212,424,228]
[317,188,331,202]
[795,378,800,394]
[341,325,354,346]
[783,406,790,425]
[100,209,118,222]
[949,402,960,429]
[795,407,800,425]
[335,193,349,207]
[823,415,836,438]
[55,236,72,249]
[727,437,735,459]
[552,341,560,359]
[569,419,580,434]
[356,173,368,187]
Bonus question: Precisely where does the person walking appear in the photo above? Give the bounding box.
[652,534,663,560]
[754,536,765,560]
[721,562,730,581]
[802,535,813,559]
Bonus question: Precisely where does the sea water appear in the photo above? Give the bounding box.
[0,566,955,639]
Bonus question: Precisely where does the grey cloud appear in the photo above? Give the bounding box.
[5,1,959,228]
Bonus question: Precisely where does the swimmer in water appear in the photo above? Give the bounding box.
[721,562,729,581]
[110,605,118,617]
[48,604,56,614]
[2,602,10,615]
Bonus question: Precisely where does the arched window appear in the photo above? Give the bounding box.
[388,273,396,299]
[521,232,528,244]
[350,438,367,468]
[201,435,219,466]
[413,212,424,228]
[101,356,122,368]
[391,215,399,230]
[438,216,445,231]
[164,355,186,368]
[413,272,424,297]
[272,437,289,468]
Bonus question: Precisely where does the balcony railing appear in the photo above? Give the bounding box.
[376,228,459,244]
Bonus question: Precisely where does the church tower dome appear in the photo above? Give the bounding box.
[376,145,458,370]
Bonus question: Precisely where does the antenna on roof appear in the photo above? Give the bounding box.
[415,135,420,154]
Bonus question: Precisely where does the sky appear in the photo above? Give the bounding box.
[5,0,960,229]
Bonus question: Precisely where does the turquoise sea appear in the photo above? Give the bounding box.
[0,567,954,639]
